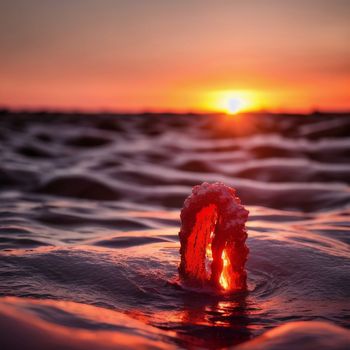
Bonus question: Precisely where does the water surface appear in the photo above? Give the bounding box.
[0,111,349,349]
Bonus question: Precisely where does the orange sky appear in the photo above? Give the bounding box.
[0,1,349,113]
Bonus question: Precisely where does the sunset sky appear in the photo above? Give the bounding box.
[0,0,349,113]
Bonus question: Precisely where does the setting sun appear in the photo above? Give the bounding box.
[203,90,261,115]
[226,97,248,115]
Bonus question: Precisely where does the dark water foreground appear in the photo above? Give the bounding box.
[0,111,349,349]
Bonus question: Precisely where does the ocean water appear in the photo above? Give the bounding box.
[0,111,349,349]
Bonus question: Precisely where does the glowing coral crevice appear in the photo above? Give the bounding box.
[179,182,249,292]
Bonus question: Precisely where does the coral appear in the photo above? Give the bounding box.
[179,182,249,291]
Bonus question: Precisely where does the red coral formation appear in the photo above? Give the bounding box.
[179,182,249,292]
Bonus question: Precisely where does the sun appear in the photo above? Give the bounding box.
[226,96,248,115]
[204,90,259,115]
[220,91,254,115]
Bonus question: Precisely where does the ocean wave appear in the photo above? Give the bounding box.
[0,111,349,349]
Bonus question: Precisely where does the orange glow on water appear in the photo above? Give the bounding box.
[0,297,172,349]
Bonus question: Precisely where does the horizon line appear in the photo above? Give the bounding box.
[1,105,350,117]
